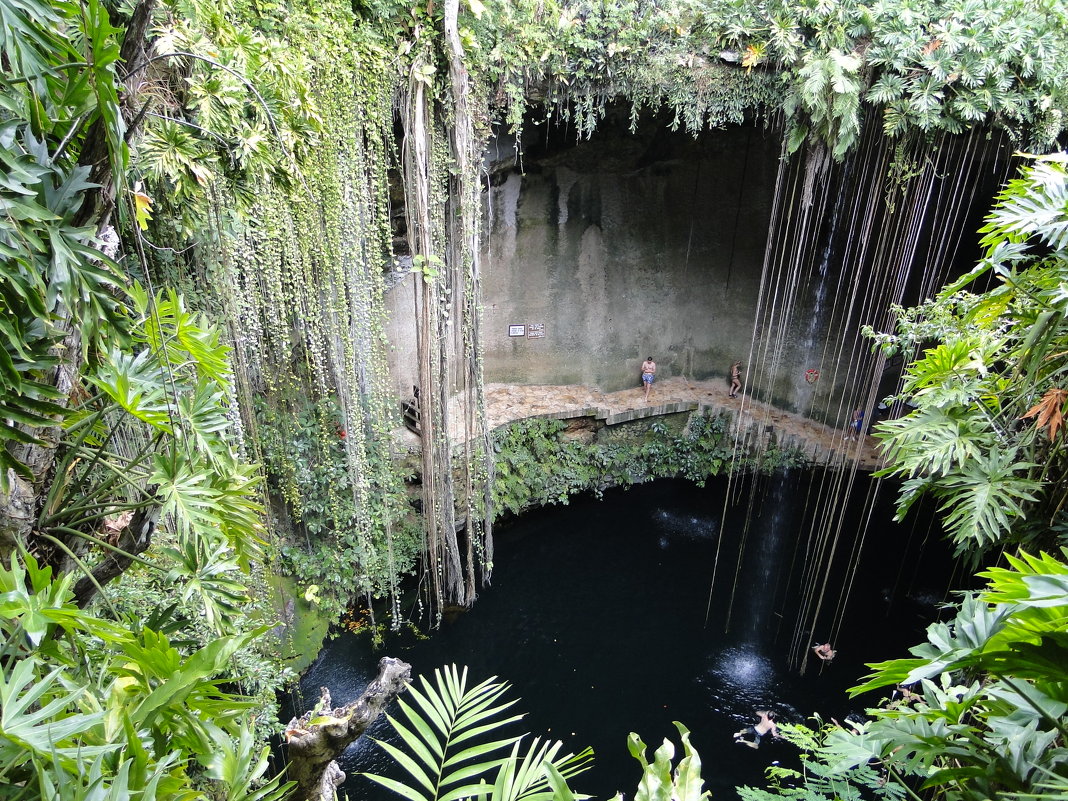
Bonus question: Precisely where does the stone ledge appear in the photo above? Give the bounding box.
[604,401,699,425]
[441,377,883,470]
[523,407,603,422]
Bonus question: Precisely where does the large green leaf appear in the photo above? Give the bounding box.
[0,660,110,766]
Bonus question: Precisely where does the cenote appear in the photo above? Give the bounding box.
[12,4,1068,801]
[291,471,957,800]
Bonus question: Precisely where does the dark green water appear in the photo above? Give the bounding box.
[290,472,952,800]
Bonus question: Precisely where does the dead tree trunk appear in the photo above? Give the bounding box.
[70,502,160,609]
[284,656,412,801]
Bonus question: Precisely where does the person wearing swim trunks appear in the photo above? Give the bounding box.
[641,356,657,402]
[734,710,778,749]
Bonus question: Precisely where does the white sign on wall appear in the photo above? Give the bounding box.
[508,324,526,337]
[527,323,545,338]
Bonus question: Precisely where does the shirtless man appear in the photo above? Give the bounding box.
[813,642,836,662]
[733,710,778,749]
[729,361,743,398]
[641,356,657,402]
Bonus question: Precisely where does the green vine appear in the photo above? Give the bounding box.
[255,393,422,619]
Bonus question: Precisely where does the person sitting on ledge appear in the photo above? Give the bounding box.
[812,642,836,662]
[733,710,779,749]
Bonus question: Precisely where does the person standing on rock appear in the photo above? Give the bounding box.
[729,361,743,398]
[641,356,657,402]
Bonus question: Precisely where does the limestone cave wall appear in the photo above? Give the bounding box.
[480,117,779,394]
[383,113,1016,428]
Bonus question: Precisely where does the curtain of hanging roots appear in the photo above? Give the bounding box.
[711,119,1018,672]
[401,58,470,620]
[445,0,494,602]
[403,68,446,615]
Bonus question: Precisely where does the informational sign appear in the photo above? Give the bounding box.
[508,324,526,337]
[527,323,545,338]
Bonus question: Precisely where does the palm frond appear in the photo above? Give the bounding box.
[364,665,592,801]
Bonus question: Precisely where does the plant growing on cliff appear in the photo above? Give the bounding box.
[870,155,1068,558]
[452,0,1068,156]
[255,393,422,619]
[491,412,801,518]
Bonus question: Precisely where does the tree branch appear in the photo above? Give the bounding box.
[70,500,160,608]
[284,657,412,801]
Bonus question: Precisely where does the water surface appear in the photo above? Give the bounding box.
[292,474,950,799]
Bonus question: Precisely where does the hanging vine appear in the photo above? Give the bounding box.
[177,8,423,620]
[445,0,496,603]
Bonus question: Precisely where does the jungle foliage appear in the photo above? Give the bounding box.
[870,156,1068,559]
[455,0,1068,155]
[0,553,290,801]
[5,0,1068,799]
[491,413,805,519]
[0,0,300,798]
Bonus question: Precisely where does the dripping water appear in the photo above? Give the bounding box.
[793,166,848,414]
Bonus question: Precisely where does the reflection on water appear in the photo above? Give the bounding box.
[701,647,800,728]
[653,508,719,545]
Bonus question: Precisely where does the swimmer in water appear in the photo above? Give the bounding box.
[733,710,778,749]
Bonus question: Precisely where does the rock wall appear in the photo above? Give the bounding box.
[383,114,1015,426]
[479,118,778,393]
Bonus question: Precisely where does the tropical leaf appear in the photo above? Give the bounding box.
[0,660,109,765]
[624,722,709,801]
[364,665,591,801]
[162,535,249,633]
[201,721,295,801]
[1019,387,1068,439]
[88,349,175,432]
[930,454,1041,551]
[0,552,129,645]
[133,186,153,230]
